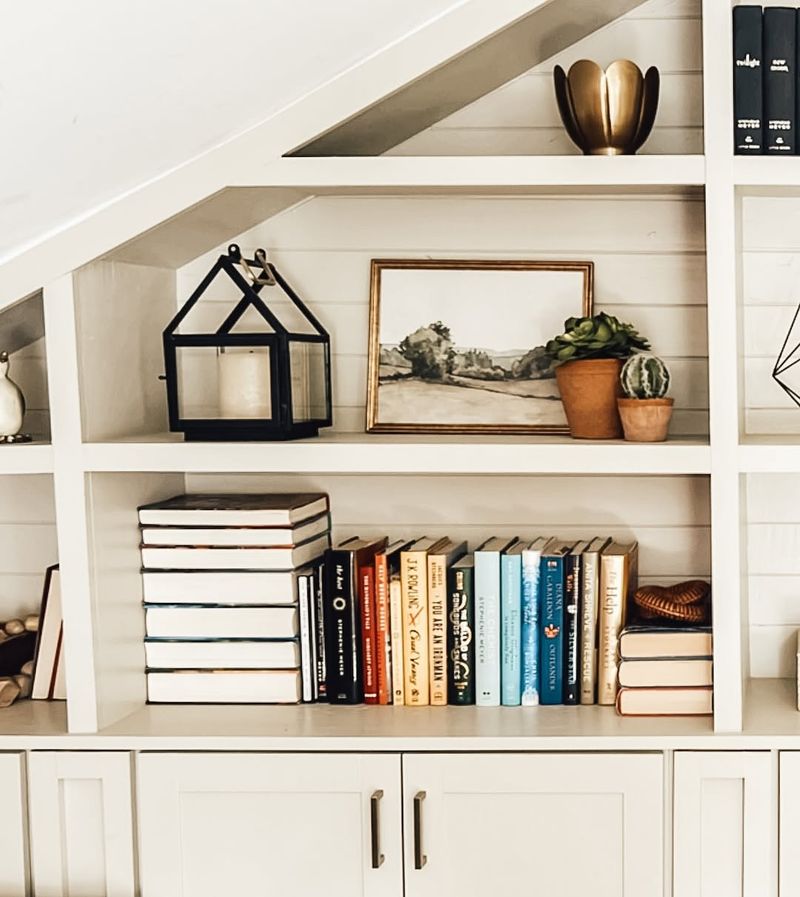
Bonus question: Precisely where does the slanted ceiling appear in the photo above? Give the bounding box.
[2,0,652,301]
[107,0,649,269]
[0,291,44,354]
[290,0,646,156]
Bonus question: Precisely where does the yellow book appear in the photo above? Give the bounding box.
[427,540,468,705]
[597,542,638,706]
[401,537,449,706]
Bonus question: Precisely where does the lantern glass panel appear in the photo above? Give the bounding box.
[176,345,273,421]
[174,271,245,334]
[290,341,329,423]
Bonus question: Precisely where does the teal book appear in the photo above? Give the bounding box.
[501,544,525,706]
[521,537,550,707]
[539,541,574,706]
[475,537,517,706]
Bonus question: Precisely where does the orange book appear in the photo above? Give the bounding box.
[360,563,378,704]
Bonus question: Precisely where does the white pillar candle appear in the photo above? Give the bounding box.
[217,349,271,418]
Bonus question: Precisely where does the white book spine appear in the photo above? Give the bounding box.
[389,577,404,705]
[298,575,313,702]
[475,550,501,707]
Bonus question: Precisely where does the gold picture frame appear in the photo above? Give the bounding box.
[366,258,593,434]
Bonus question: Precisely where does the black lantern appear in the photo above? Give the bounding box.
[163,244,332,441]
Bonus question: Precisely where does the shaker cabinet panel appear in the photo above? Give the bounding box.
[779,752,800,895]
[402,752,664,897]
[673,751,775,897]
[27,751,137,897]
[137,752,402,897]
[0,752,29,897]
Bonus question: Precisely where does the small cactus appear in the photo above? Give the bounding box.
[620,354,670,399]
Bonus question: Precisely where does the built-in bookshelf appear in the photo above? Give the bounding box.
[1,0,799,748]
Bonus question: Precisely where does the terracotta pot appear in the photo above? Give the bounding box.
[617,397,674,442]
[555,358,624,439]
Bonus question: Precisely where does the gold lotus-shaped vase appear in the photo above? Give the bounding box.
[554,60,660,156]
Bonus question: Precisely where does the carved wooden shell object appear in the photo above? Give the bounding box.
[634,580,711,623]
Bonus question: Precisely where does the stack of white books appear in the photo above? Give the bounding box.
[139,493,330,704]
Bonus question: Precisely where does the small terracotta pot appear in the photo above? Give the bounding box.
[555,358,624,439]
[617,397,674,442]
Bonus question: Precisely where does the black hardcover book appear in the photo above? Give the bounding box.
[563,543,585,705]
[764,6,796,153]
[323,537,387,704]
[0,631,36,677]
[733,5,764,154]
[447,554,476,705]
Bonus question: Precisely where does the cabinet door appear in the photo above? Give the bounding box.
[137,752,402,897]
[27,751,137,897]
[0,752,29,897]
[674,751,775,897]
[403,752,663,897]
[779,752,800,894]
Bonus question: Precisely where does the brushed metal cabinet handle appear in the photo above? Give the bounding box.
[413,790,427,869]
[370,789,385,869]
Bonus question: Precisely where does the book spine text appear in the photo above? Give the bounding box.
[447,566,475,705]
[402,551,430,705]
[500,553,522,706]
[520,550,541,706]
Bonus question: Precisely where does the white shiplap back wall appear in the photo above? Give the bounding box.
[187,473,711,585]
[178,193,709,437]
[742,197,800,435]
[747,474,800,677]
[385,0,702,157]
[0,475,57,621]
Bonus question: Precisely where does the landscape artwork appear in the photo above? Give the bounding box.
[367,259,593,434]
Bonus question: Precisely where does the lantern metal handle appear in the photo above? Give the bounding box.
[239,246,276,288]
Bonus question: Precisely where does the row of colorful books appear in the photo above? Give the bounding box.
[323,535,641,707]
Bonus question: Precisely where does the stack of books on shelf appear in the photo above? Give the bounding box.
[733,5,799,155]
[138,493,330,704]
[616,608,713,717]
[320,534,644,710]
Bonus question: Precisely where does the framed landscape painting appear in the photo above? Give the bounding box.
[366,258,593,434]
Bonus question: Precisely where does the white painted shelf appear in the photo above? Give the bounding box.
[0,442,53,475]
[81,433,711,475]
[238,154,707,192]
[0,699,719,750]
[739,439,800,473]
[4,680,797,751]
[734,156,800,188]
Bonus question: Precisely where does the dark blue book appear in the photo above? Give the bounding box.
[733,5,764,153]
[764,6,796,153]
[539,541,574,705]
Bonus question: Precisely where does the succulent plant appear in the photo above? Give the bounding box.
[621,354,670,399]
[544,312,651,363]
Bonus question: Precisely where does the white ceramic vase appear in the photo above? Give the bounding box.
[0,352,25,437]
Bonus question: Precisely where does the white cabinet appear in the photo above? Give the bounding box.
[27,751,137,897]
[137,752,402,897]
[673,751,776,897]
[402,752,664,897]
[0,752,29,897]
[779,752,800,894]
